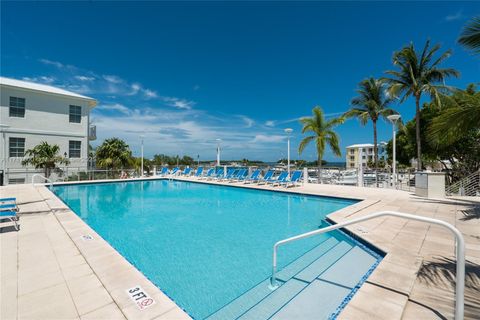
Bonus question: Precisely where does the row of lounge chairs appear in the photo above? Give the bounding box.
[0,197,19,231]
[157,167,302,188]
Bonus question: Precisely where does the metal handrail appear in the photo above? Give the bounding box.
[270,211,465,320]
[31,174,54,188]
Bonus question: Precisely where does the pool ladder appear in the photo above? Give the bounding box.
[269,211,465,320]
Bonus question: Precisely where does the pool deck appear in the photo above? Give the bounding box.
[1,177,479,319]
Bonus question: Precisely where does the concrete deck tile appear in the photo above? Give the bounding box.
[18,267,65,296]
[80,303,126,320]
[153,307,191,320]
[121,292,177,320]
[71,285,114,316]
[18,283,79,320]
[337,283,407,320]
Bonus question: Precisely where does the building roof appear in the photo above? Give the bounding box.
[0,76,97,106]
[346,142,387,149]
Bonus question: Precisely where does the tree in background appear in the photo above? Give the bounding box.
[22,142,70,178]
[299,106,343,183]
[386,86,480,184]
[343,78,397,185]
[428,84,480,145]
[95,138,132,170]
[383,40,459,170]
[458,16,480,55]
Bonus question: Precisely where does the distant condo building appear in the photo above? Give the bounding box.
[345,142,387,169]
[0,77,97,185]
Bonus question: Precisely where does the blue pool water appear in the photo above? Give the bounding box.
[53,180,373,319]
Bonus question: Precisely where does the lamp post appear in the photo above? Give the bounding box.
[140,135,145,177]
[284,128,293,178]
[216,139,221,166]
[387,114,401,188]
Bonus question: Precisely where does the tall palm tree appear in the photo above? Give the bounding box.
[95,138,132,170]
[383,40,459,170]
[299,106,343,183]
[22,142,70,178]
[458,16,480,54]
[343,78,397,184]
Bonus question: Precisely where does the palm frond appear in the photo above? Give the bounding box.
[458,16,480,54]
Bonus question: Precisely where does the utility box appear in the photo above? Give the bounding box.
[415,172,445,198]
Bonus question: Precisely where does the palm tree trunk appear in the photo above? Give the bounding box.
[373,120,378,187]
[415,94,422,171]
[318,156,322,184]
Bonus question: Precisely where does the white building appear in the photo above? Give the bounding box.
[0,77,97,185]
[345,142,387,169]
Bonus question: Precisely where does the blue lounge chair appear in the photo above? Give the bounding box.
[257,170,275,185]
[200,168,215,180]
[280,170,303,188]
[157,167,168,176]
[0,202,19,231]
[242,169,261,183]
[181,167,192,175]
[194,167,204,177]
[170,167,180,175]
[219,168,237,181]
[230,169,248,182]
[209,168,224,180]
[0,198,18,212]
[267,171,288,186]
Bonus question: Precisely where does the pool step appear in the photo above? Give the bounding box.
[206,238,341,320]
[271,246,379,319]
[206,239,351,320]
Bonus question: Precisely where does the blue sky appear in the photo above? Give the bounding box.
[1,1,479,162]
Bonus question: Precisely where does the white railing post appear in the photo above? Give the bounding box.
[270,211,465,319]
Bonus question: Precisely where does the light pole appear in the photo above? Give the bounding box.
[284,128,293,178]
[387,114,401,188]
[216,139,221,166]
[140,135,145,177]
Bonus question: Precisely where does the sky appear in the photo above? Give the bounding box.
[1,1,479,162]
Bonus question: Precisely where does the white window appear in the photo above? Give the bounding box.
[9,137,25,157]
[10,97,25,118]
[69,105,82,123]
[69,141,81,158]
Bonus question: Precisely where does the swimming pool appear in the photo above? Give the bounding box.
[53,179,381,319]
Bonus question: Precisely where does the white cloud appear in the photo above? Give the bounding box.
[163,97,195,110]
[445,10,464,22]
[265,120,275,127]
[22,76,55,84]
[252,134,285,143]
[96,103,131,115]
[103,74,123,84]
[238,115,254,128]
[144,89,158,99]
[39,58,64,68]
[75,75,95,82]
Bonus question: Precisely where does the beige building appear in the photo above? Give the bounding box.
[345,142,387,169]
[0,77,97,185]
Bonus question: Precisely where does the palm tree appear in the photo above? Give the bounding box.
[95,138,132,170]
[343,78,397,185]
[428,84,480,145]
[22,142,70,178]
[458,16,480,54]
[383,40,459,170]
[299,106,343,183]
